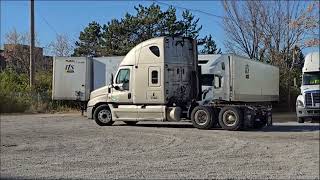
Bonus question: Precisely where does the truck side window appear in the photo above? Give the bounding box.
[152,71,158,84]
[149,46,160,57]
[214,75,222,89]
[116,69,130,90]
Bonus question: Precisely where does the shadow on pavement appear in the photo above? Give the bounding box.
[116,123,195,129]
[261,124,320,132]
[116,122,320,132]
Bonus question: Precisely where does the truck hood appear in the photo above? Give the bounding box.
[90,86,109,99]
[301,85,320,94]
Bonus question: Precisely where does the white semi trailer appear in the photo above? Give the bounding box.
[87,36,279,130]
[52,56,122,101]
[196,54,279,130]
[296,52,320,123]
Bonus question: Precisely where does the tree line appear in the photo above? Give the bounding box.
[72,3,221,57]
[222,0,319,110]
[2,2,319,112]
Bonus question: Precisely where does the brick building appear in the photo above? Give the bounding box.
[0,49,5,71]
[2,44,53,72]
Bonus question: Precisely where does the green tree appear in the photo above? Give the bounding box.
[75,3,207,56]
[73,21,102,57]
[179,10,202,38]
[198,35,222,54]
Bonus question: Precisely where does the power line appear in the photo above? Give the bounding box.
[154,0,251,24]
[38,12,59,36]
[153,0,225,20]
[37,11,77,49]
[153,0,225,46]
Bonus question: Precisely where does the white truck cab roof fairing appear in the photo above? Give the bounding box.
[303,52,320,73]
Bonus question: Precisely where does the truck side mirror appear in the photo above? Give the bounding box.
[114,84,123,91]
[110,73,114,87]
[114,85,120,90]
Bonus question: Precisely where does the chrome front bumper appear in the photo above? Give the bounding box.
[296,106,320,118]
[87,106,94,119]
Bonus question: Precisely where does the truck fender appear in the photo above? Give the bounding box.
[88,95,111,117]
[187,101,199,119]
[296,94,304,107]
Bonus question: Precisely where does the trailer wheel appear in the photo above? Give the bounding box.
[252,116,267,129]
[124,121,138,125]
[94,105,114,126]
[297,117,304,123]
[266,114,273,127]
[219,107,243,131]
[191,106,215,129]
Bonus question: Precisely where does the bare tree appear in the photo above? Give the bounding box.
[222,1,263,60]
[4,29,42,74]
[5,28,40,46]
[222,1,314,111]
[222,1,310,62]
[5,29,21,45]
[290,1,319,47]
[49,34,73,57]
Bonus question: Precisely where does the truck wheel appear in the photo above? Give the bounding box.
[311,117,319,122]
[93,105,114,126]
[297,117,304,123]
[219,107,243,131]
[191,106,215,129]
[253,116,267,129]
[124,121,138,125]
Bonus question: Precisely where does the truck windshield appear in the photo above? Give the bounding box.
[303,72,320,85]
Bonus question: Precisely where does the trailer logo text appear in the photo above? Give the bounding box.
[65,64,74,73]
[245,64,249,79]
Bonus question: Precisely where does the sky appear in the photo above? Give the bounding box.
[0,0,226,55]
[1,0,317,56]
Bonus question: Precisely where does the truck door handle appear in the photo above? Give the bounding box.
[128,93,131,99]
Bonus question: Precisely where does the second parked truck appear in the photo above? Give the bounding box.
[87,37,279,130]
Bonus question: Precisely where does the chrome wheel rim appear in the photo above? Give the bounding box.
[223,110,237,127]
[195,110,208,125]
[267,116,272,125]
[98,109,112,123]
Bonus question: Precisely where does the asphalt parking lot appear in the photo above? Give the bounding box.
[1,113,319,179]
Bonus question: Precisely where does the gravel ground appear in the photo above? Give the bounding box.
[0,113,319,179]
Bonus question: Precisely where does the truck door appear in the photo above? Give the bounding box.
[112,66,133,103]
[111,66,138,120]
[137,66,165,121]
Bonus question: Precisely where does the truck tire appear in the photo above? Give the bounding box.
[191,106,215,129]
[266,114,273,127]
[124,121,138,125]
[311,117,319,122]
[93,105,114,126]
[297,117,304,123]
[219,107,243,131]
[253,116,267,129]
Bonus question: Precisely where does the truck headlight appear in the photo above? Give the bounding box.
[296,100,304,107]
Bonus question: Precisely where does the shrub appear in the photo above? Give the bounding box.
[0,69,78,113]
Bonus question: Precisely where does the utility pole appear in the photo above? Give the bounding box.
[29,0,35,87]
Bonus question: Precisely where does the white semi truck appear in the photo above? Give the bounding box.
[296,52,320,123]
[87,36,279,130]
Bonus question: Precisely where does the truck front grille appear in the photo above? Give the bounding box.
[305,91,320,107]
[305,93,312,106]
[314,93,320,103]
